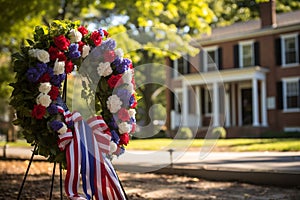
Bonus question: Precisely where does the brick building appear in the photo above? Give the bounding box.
[166,0,300,137]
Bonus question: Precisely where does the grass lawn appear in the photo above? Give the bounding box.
[0,138,299,152]
[127,138,300,152]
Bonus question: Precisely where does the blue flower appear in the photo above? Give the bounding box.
[26,63,48,82]
[109,118,118,130]
[115,59,130,74]
[98,28,105,37]
[50,120,63,131]
[111,130,120,144]
[130,117,136,123]
[47,104,58,115]
[101,39,116,51]
[129,95,135,107]
[68,43,81,59]
[26,67,41,82]
[51,73,66,87]
[116,89,131,104]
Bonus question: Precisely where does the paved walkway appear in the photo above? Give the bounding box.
[1,146,300,186]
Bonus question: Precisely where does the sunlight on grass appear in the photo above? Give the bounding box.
[1,138,299,152]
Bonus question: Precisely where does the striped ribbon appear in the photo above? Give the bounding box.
[58,110,126,200]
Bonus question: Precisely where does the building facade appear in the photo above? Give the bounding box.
[166,1,300,137]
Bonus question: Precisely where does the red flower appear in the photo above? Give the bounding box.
[90,31,102,46]
[49,86,59,100]
[118,108,130,122]
[104,50,116,62]
[39,73,51,83]
[107,74,123,89]
[78,26,88,36]
[78,41,85,53]
[103,30,109,37]
[119,133,129,146]
[65,60,74,74]
[129,63,133,69]
[31,104,46,119]
[49,46,67,61]
[54,35,70,51]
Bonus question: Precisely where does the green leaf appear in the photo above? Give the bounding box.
[26,39,35,46]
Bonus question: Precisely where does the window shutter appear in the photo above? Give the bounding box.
[201,88,205,114]
[218,47,223,70]
[171,92,175,110]
[254,42,260,66]
[276,81,283,110]
[298,35,300,63]
[234,44,239,68]
[275,38,282,66]
[170,59,174,78]
[298,79,300,108]
[186,54,190,74]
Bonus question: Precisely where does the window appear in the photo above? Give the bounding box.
[173,55,189,77]
[204,47,218,72]
[283,78,300,111]
[239,41,254,67]
[174,90,182,113]
[204,88,212,115]
[281,34,299,66]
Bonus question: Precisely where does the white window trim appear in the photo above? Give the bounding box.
[203,46,218,72]
[280,33,299,67]
[239,40,255,68]
[282,77,300,113]
[284,127,300,132]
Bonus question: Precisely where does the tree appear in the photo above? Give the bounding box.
[208,0,300,27]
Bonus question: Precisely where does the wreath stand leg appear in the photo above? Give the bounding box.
[17,145,37,200]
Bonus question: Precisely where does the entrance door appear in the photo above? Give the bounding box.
[241,88,252,125]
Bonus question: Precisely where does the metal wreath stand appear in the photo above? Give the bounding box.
[17,78,128,200]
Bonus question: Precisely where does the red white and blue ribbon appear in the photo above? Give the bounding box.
[58,111,126,200]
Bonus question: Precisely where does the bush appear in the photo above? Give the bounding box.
[212,127,227,139]
[176,127,193,139]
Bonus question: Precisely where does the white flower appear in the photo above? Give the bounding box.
[97,62,112,77]
[57,123,68,135]
[115,48,124,58]
[118,122,131,134]
[36,49,50,63]
[122,70,133,84]
[69,29,82,43]
[128,109,136,118]
[109,141,117,154]
[126,83,135,94]
[36,93,52,107]
[82,45,90,58]
[106,95,122,113]
[38,82,52,94]
[53,59,65,75]
[28,49,37,57]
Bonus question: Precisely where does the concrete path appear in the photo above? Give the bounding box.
[1,146,300,187]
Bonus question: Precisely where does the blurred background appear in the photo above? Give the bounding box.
[0,0,300,142]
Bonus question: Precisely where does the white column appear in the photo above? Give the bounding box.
[195,86,202,127]
[213,82,220,127]
[182,82,189,127]
[231,83,236,126]
[252,78,260,126]
[225,84,231,127]
[261,80,268,126]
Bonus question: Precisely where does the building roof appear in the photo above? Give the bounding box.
[199,10,300,43]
